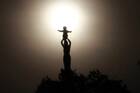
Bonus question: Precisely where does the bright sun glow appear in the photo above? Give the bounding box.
[40,1,84,31]
[32,1,90,52]
[49,2,80,31]
[36,1,87,47]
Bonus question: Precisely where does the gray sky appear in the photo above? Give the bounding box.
[1,0,140,93]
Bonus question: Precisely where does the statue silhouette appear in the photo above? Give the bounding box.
[36,26,130,93]
[58,26,72,40]
[61,39,71,71]
[58,26,72,71]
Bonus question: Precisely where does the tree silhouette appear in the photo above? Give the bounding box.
[36,69,130,93]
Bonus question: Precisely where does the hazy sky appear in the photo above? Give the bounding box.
[1,0,140,93]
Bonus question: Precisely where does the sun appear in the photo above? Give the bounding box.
[31,1,90,53]
[40,1,84,32]
[48,2,80,31]
[34,1,87,48]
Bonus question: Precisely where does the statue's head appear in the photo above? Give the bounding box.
[63,26,67,30]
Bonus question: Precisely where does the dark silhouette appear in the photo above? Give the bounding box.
[58,26,72,40]
[36,26,130,93]
[58,26,72,71]
[61,39,71,71]
[36,69,130,93]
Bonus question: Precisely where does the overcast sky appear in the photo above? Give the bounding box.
[1,0,140,93]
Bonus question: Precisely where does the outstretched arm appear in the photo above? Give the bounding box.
[67,31,72,33]
[58,30,63,32]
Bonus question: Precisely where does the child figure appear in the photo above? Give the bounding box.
[58,26,72,40]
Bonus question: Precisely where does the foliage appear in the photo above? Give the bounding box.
[36,69,130,93]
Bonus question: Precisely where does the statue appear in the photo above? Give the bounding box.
[58,26,72,71]
[58,26,72,40]
[36,69,130,93]
[36,26,130,93]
